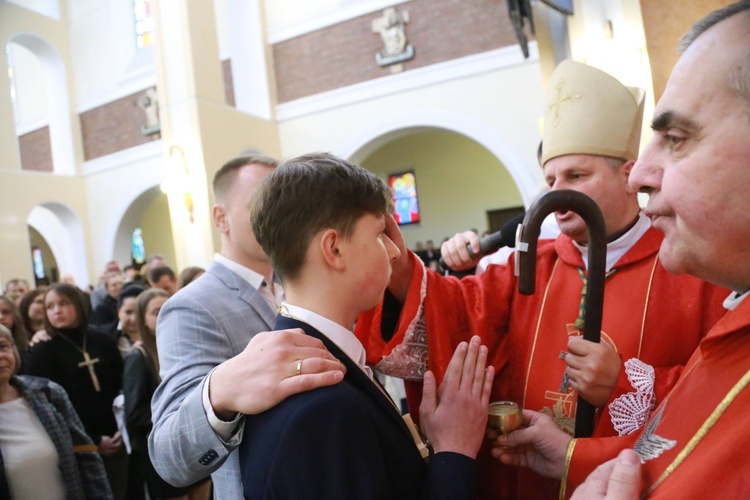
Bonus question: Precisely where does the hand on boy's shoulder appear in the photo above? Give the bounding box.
[209,329,345,419]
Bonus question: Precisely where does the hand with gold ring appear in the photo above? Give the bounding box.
[209,329,346,418]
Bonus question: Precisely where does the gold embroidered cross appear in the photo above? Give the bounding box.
[548,80,582,127]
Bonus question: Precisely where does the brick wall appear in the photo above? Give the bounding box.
[79,87,160,161]
[273,0,523,103]
[19,126,53,172]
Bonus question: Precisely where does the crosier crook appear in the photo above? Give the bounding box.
[515,189,606,438]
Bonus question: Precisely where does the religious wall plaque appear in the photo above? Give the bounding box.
[372,7,415,67]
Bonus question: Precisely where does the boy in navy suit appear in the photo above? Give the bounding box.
[240,152,494,499]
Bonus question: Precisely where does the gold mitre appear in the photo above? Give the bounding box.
[542,60,645,166]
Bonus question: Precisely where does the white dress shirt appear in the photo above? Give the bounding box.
[281,302,374,379]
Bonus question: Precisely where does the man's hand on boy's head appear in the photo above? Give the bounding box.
[209,329,345,420]
[384,212,412,302]
[419,336,494,459]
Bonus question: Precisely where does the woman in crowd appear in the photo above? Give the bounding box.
[0,295,29,369]
[19,288,45,339]
[25,283,127,499]
[124,288,211,499]
[0,324,112,499]
[177,266,205,290]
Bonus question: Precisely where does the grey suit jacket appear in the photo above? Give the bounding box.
[148,260,276,500]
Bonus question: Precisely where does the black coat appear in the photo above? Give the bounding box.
[239,315,476,499]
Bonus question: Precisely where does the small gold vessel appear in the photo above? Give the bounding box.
[488,401,523,435]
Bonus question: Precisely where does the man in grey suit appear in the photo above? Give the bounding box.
[148,155,346,499]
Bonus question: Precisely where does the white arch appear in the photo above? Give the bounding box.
[335,109,543,208]
[9,32,75,175]
[27,202,89,286]
[110,185,163,268]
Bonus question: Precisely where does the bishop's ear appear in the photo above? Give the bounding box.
[320,228,346,270]
[621,160,638,194]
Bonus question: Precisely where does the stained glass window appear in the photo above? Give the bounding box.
[134,0,154,49]
[32,247,45,280]
[388,171,421,225]
[132,227,146,265]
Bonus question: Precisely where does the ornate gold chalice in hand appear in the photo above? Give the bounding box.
[488,401,523,435]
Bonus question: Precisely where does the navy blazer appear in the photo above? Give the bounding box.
[239,315,476,500]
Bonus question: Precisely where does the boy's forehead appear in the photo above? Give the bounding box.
[360,212,386,226]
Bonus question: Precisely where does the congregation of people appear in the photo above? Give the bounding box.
[1,2,750,499]
[1,260,207,499]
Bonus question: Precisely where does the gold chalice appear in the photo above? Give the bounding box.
[488,401,523,435]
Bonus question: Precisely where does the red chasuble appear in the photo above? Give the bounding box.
[356,227,727,499]
[564,296,750,498]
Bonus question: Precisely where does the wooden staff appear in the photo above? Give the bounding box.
[515,190,606,438]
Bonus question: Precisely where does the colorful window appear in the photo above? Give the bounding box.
[388,171,421,225]
[134,0,154,49]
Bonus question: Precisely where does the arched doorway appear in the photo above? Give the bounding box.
[112,186,176,272]
[27,202,89,287]
[355,127,526,250]
[336,109,544,208]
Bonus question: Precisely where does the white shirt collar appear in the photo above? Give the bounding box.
[280,302,372,378]
[214,253,265,291]
[574,211,652,272]
[723,290,750,311]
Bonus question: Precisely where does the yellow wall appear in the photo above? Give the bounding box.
[0,170,93,288]
[138,191,177,270]
[362,130,523,248]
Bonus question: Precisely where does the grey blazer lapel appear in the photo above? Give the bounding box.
[208,261,276,330]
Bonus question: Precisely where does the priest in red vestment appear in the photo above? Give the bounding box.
[492,3,750,498]
[356,60,728,499]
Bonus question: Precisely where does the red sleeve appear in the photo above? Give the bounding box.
[356,250,518,386]
[562,434,639,498]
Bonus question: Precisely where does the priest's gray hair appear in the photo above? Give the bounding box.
[678,2,750,106]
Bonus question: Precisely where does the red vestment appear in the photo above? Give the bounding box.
[564,296,750,498]
[356,227,727,499]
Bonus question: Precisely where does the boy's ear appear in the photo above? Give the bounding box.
[320,229,345,270]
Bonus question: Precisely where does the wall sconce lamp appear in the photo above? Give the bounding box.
[161,145,194,223]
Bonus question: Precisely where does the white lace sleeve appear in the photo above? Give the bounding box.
[373,259,429,381]
[608,358,657,436]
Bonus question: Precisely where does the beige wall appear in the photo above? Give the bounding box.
[278,62,546,206]
[362,130,523,248]
[640,0,734,103]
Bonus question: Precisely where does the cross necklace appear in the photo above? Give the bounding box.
[57,331,101,392]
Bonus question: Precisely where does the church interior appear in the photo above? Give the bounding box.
[0,0,732,289]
